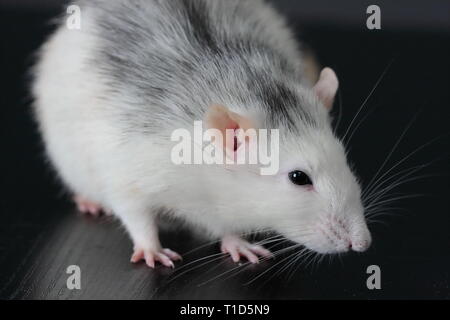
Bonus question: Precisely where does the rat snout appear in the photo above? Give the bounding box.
[315,214,352,253]
[349,222,372,252]
[314,213,371,254]
[350,238,371,252]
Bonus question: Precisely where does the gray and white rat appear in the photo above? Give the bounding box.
[32,0,371,268]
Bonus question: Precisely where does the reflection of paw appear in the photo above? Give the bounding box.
[73,195,112,217]
[130,247,182,268]
[220,235,273,264]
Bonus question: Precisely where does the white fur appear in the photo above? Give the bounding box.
[33,1,371,255]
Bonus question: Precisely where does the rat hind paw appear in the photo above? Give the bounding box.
[221,235,274,264]
[130,247,182,268]
[73,195,111,217]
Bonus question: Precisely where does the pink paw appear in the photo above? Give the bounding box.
[221,235,273,264]
[130,247,182,268]
[73,195,110,217]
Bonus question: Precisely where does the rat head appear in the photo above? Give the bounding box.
[204,68,371,254]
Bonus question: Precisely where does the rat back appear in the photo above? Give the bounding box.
[77,0,310,135]
[32,0,310,205]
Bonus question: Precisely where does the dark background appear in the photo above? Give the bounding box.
[0,0,449,299]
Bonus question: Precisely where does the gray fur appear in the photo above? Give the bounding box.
[76,0,326,137]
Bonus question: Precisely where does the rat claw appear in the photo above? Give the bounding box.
[230,249,241,263]
[250,245,274,258]
[130,250,144,263]
[73,195,104,217]
[77,203,85,212]
[144,252,156,268]
[239,248,259,264]
[87,205,100,216]
[221,235,272,264]
[131,247,181,268]
[156,253,174,268]
[221,243,240,262]
[162,248,183,261]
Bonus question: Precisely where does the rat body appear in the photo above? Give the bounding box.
[32,0,371,268]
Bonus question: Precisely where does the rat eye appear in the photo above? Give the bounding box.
[288,170,313,186]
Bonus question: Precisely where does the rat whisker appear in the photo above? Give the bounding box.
[168,252,229,282]
[363,134,448,199]
[345,102,378,145]
[185,240,293,287]
[196,262,253,287]
[181,240,222,257]
[366,193,427,211]
[172,234,308,284]
[310,252,322,273]
[363,110,421,197]
[342,58,394,142]
[286,248,312,281]
[365,205,405,218]
[277,247,312,281]
[366,210,405,220]
[202,244,299,287]
[304,251,320,273]
[180,227,289,257]
[363,159,440,205]
[260,252,303,285]
[244,248,302,285]
[197,242,304,287]
[366,174,438,207]
[362,160,436,203]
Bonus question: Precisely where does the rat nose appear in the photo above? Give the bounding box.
[350,239,370,252]
[349,218,372,252]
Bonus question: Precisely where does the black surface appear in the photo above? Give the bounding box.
[0,5,449,299]
[2,0,450,31]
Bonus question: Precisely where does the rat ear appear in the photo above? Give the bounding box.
[205,104,253,152]
[313,67,339,110]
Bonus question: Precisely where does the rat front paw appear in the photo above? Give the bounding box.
[221,235,273,264]
[130,247,182,268]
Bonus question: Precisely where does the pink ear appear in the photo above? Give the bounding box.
[205,104,253,152]
[313,67,339,110]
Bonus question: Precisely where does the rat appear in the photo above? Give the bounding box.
[32,0,371,268]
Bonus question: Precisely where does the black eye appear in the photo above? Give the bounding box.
[288,170,313,186]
